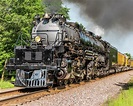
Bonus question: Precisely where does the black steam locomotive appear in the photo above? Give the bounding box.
[6,13,128,88]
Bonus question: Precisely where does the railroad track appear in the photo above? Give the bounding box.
[0,88,29,105]
[0,71,130,106]
[0,82,86,106]
[0,89,49,106]
[0,88,23,98]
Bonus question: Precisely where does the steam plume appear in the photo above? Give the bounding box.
[66,0,133,31]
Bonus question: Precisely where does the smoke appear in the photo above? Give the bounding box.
[43,0,62,13]
[63,0,133,55]
[66,0,133,32]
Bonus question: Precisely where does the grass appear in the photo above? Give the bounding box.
[105,78,133,106]
[0,76,15,89]
[0,80,14,89]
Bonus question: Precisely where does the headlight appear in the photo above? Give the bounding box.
[35,36,41,42]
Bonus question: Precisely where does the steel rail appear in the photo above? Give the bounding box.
[0,82,86,106]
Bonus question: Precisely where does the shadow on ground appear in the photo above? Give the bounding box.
[114,81,133,90]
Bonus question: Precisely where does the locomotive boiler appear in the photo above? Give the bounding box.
[6,13,128,88]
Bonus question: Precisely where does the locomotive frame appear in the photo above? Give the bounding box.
[6,13,132,88]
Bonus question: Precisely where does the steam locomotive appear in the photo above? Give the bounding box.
[6,13,131,88]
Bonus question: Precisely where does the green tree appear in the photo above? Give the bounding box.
[58,7,70,19]
[43,0,70,19]
[0,0,45,76]
[75,22,86,31]
[125,53,131,59]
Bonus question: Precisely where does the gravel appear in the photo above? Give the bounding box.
[19,70,133,106]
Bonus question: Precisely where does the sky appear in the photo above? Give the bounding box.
[62,1,133,56]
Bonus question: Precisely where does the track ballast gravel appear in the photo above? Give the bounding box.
[19,70,133,106]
